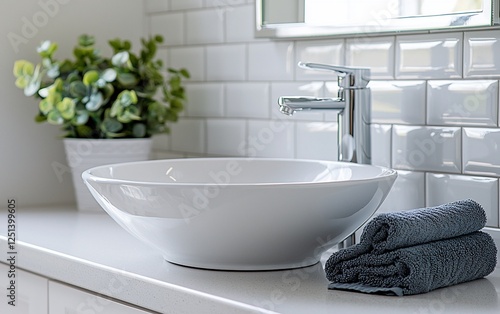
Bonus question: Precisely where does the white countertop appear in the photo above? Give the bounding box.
[1,206,499,314]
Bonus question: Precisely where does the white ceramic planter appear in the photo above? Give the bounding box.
[63,138,152,211]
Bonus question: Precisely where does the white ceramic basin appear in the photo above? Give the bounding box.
[82,158,397,270]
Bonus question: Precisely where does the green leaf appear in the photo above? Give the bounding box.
[112,51,129,66]
[123,90,138,105]
[101,83,114,100]
[37,41,58,58]
[46,63,60,78]
[69,81,87,98]
[72,111,89,125]
[34,114,47,123]
[15,76,29,89]
[101,68,117,82]
[85,92,104,111]
[108,38,121,51]
[110,100,122,118]
[57,98,76,119]
[180,69,190,79]
[39,99,53,114]
[76,125,93,138]
[78,34,95,47]
[154,35,163,44]
[123,41,131,51]
[102,118,123,133]
[170,98,184,111]
[117,72,137,86]
[169,76,181,89]
[47,111,63,125]
[83,70,99,86]
[13,60,34,77]
[23,65,42,97]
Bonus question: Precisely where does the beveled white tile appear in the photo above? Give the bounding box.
[295,40,344,81]
[170,118,206,154]
[246,120,295,158]
[463,128,500,177]
[226,83,270,119]
[371,124,391,168]
[226,4,256,43]
[170,0,203,10]
[346,36,395,79]
[206,119,246,156]
[248,42,294,81]
[369,80,426,124]
[376,171,425,214]
[295,122,338,160]
[186,9,224,44]
[392,126,461,173]
[168,46,205,81]
[206,44,246,81]
[150,13,184,46]
[395,33,462,79]
[426,173,499,227]
[185,83,224,117]
[271,82,325,121]
[464,30,500,77]
[427,80,498,126]
[145,0,170,13]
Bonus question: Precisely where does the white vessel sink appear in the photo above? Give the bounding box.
[82,158,397,270]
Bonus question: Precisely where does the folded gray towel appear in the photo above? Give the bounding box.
[326,231,497,296]
[325,199,497,296]
[348,199,486,257]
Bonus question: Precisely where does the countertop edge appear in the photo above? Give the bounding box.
[0,235,277,314]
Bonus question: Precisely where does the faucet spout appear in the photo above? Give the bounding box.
[278,96,345,116]
[277,62,371,165]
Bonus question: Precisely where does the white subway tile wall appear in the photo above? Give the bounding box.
[427,80,498,126]
[426,174,499,227]
[184,83,224,117]
[346,36,395,79]
[464,30,500,77]
[370,80,426,124]
[395,33,463,79]
[146,2,500,228]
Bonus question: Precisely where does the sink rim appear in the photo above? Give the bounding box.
[82,157,397,187]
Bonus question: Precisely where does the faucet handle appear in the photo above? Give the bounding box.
[298,62,370,89]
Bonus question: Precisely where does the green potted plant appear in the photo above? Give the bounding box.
[13,34,189,210]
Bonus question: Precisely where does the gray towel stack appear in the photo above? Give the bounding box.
[325,199,498,296]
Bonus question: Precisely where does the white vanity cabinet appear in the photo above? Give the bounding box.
[49,281,154,314]
[0,263,154,314]
[0,263,48,314]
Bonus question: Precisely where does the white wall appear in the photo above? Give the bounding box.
[0,0,145,207]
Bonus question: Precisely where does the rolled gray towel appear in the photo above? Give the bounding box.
[326,231,497,296]
[353,198,486,257]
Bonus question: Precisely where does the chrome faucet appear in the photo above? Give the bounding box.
[279,62,371,164]
[278,62,371,247]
